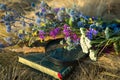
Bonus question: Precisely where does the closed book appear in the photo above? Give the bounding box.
[18,53,73,80]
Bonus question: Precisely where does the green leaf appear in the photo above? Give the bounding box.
[113,42,120,55]
[69,17,73,27]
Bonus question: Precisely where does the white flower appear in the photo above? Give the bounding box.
[89,50,97,61]
[80,35,89,53]
[80,28,92,54]
[85,37,92,49]
[60,40,63,45]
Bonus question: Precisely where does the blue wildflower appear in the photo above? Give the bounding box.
[6,24,11,32]
[21,21,26,27]
[35,12,40,17]
[3,14,11,21]
[90,23,96,28]
[36,17,41,25]
[18,34,24,39]
[102,22,107,29]
[111,24,119,33]
[85,16,90,19]
[0,3,6,10]
[60,7,65,11]
[86,32,93,40]
[29,23,34,27]
[40,1,45,8]
[31,2,35,8]
[54,8,60,13]
[83,16,89,21]
[77,21,84,28]
[57,11,63,21]
[79,13,83,18]
[86,28,98,40]
[111,24,117,28]
[5,21,10,25]
[69,9,75,16]
[113,27,119,33]
[0,43,4,48]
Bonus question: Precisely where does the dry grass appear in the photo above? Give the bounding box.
[0,51,120,80]
[0,64,51,80]
[0,0,120,80]
[47,0,120,20]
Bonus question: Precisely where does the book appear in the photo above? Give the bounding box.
[18,53,73,80]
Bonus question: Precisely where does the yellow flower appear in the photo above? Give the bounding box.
[40,22,46,27]
[88,18,93,24]
[18,30,24,34]
[32,31,37,36]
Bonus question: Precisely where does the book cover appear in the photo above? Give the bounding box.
[18,53,73,80]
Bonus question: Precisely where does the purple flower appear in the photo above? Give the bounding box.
[39,30,45,40]
[72,33,77,40]
[54,8,60,13]
[63,29,71,37]
[71,33,80,44]
[41,8,46,13]
[63,24,69,29]
[86,28,98,40]
[86,32,93,40]
[92,17,98,21]
[54,27,60,33]
[50,28,60,38]
[63,24,71,38]
[50,31,55,38]
[91,28,98,35]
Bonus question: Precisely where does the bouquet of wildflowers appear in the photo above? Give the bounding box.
[0,1,120,59]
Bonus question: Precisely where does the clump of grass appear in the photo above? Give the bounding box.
[0,63,51,80]
[0,61,120,80]
[66,62,120,80]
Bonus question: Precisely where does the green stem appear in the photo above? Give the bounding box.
[98,40,110,56]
